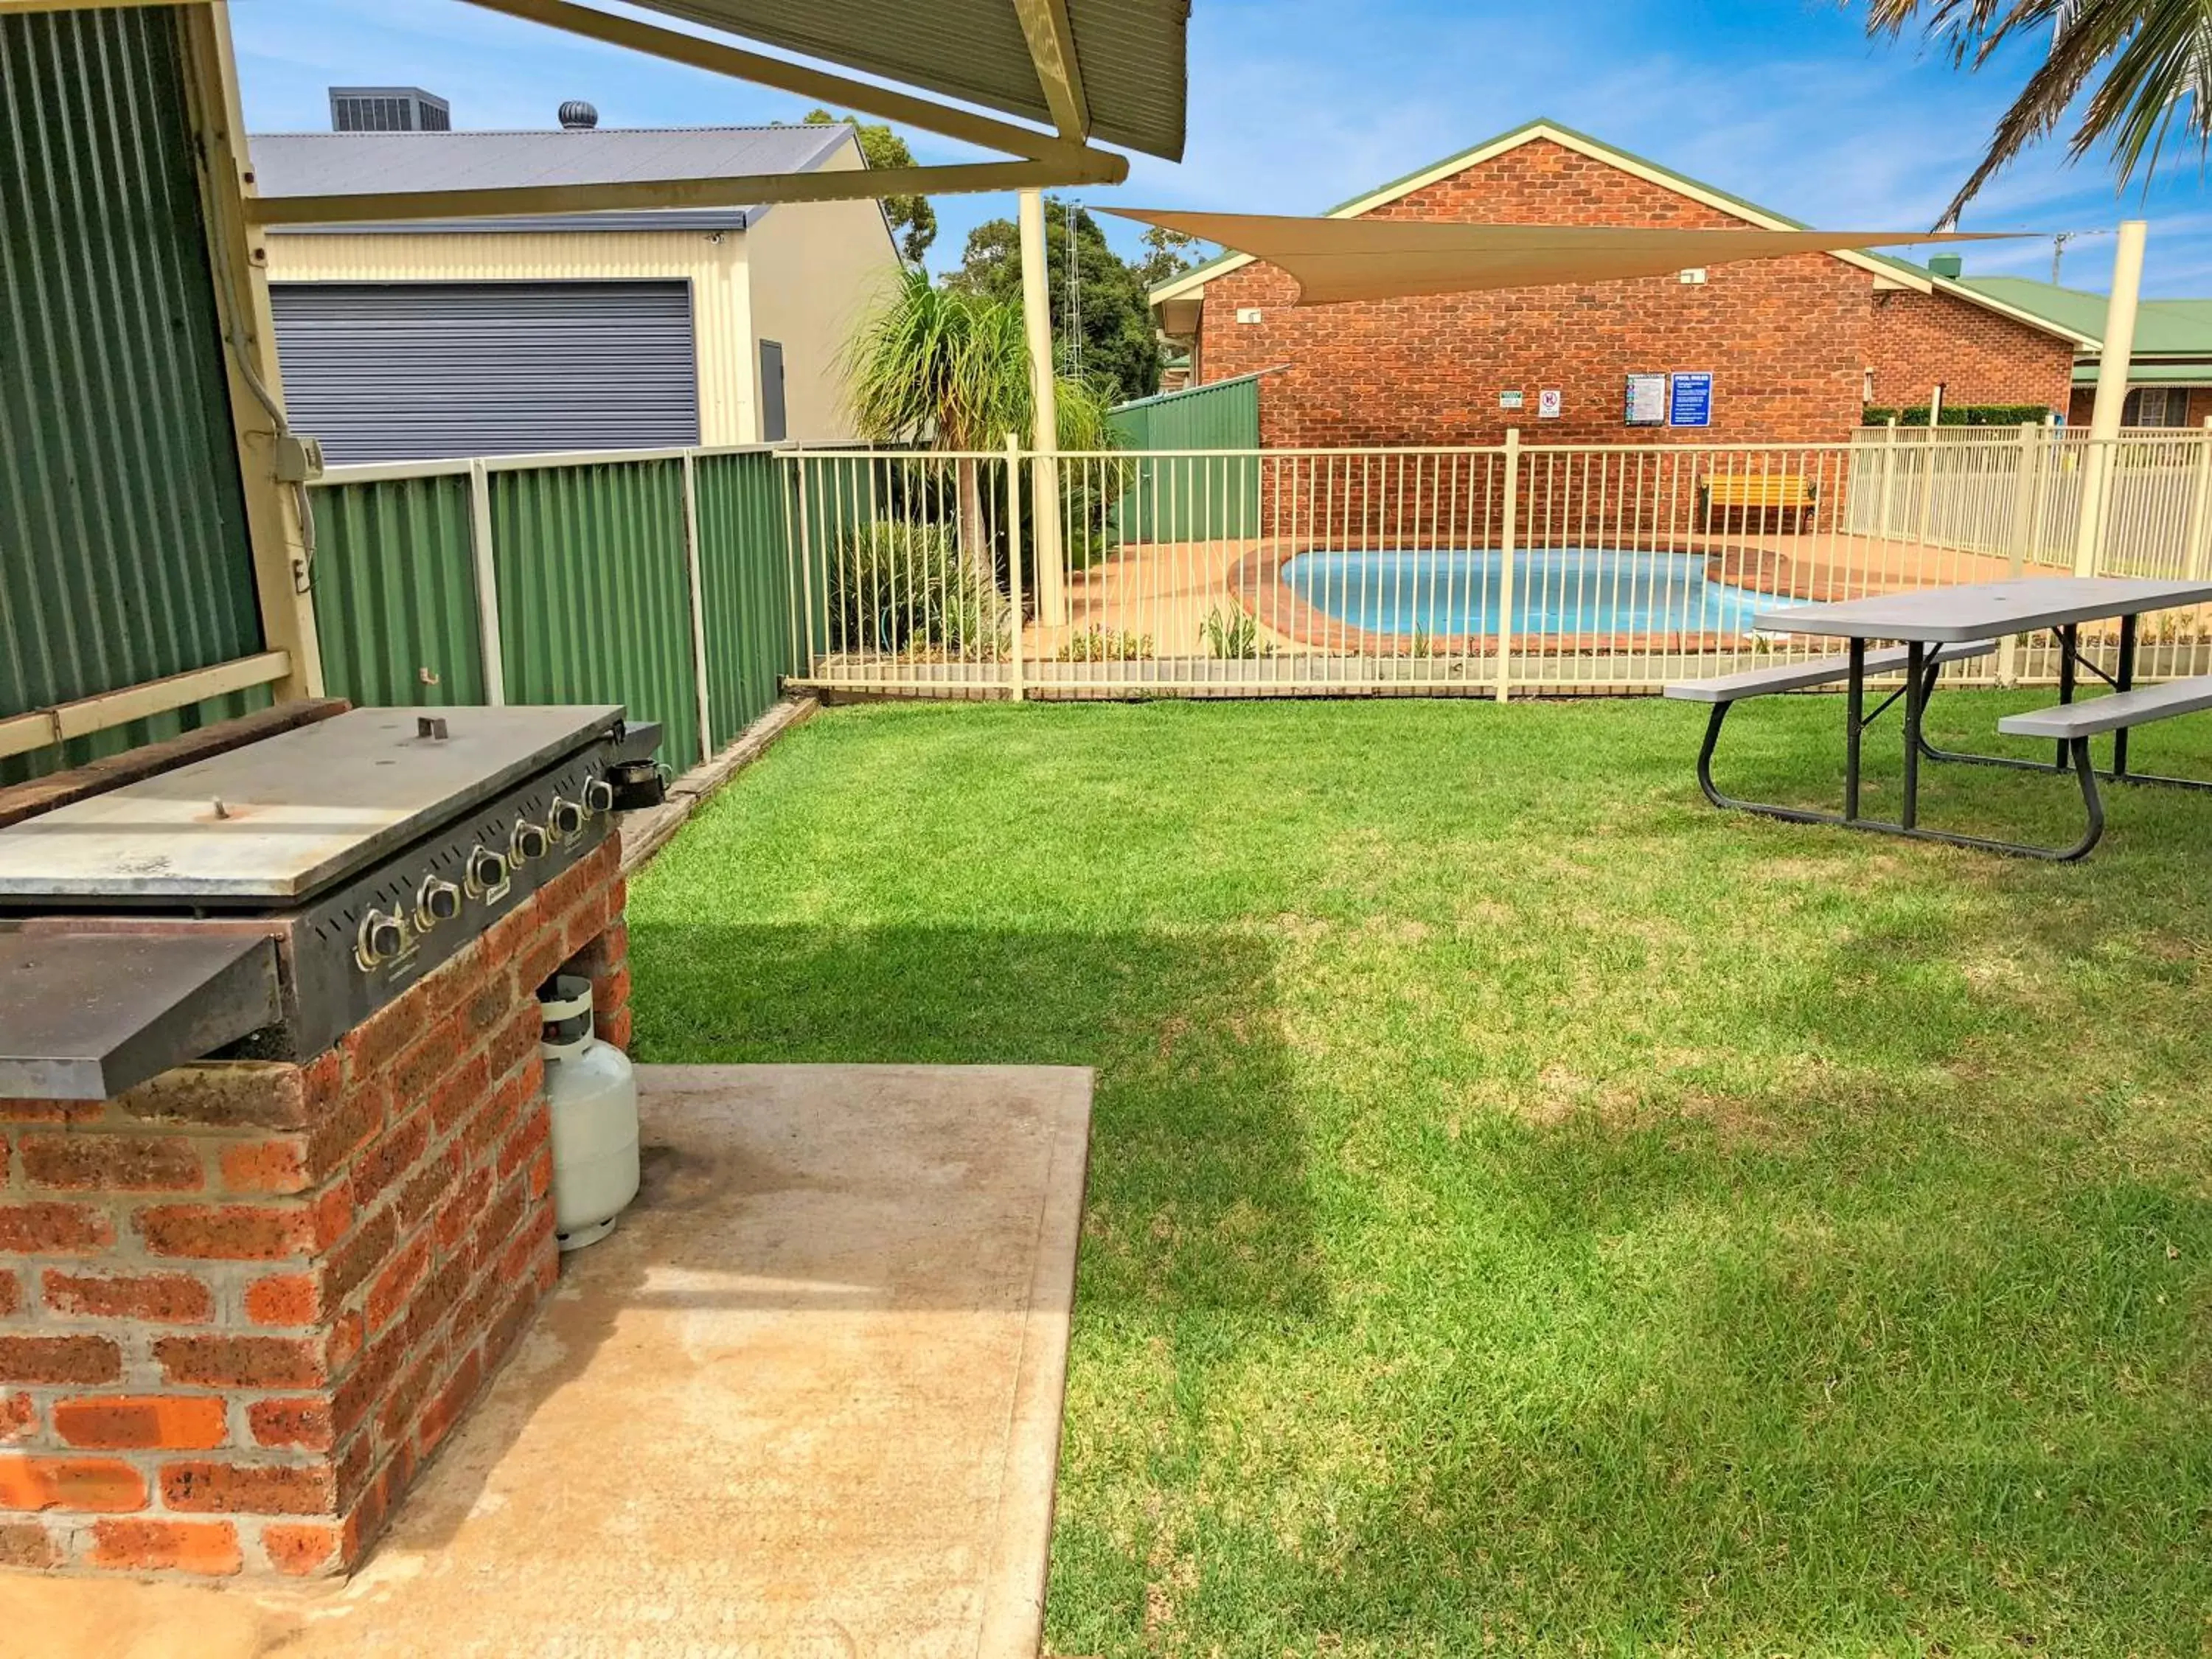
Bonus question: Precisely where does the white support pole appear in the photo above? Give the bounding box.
[467,459,507,705]
[1999,420,2039,686]
[681,452,713,762]
[1495,427,1520,703]
[1005,431,1026,702]
[1019,189,1068,627]
[2076,219,2148,577]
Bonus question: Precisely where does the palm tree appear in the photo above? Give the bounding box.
[1867,0,2212,224]
[844,267,1115,584]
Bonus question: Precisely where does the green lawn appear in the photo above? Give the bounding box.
[627,693,2212,1658]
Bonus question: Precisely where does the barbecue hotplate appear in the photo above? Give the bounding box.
[0,705,624,905]
[0,703,637,1096]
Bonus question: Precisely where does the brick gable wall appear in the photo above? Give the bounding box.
[1191,135,2073,450]
[1863,289,2073,413]
[1198,138,1873,448]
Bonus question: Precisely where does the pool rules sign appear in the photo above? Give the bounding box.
[1625,372,1714,428]
[1669,372,1713,428]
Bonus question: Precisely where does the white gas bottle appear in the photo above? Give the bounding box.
[538,975,640,1251]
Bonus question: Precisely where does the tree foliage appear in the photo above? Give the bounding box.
[843,267,1120,448]
[799,108,936,264]
[1134,223,1203,289]
[1865,0,2212,223]
[947,198,1161,406]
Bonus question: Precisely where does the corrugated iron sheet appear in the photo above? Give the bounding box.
[309,476,485,707]
[492,461,701,766]
[630,0,1188,159]
[269,280,701,465]
[693,451,795,745]
[0,4,265,780]
[1108,375,1262,540]
[262,230,752,445]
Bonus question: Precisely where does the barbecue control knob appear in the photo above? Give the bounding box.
[584,779,615,815]
[465,845,509,898]
[414,876,463,929]
[548,796,586,839]
[509,820,550,864]
[356,908,408,970]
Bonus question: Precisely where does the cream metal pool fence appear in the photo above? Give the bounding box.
[785,428,2212,701]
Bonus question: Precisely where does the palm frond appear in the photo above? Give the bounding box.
[1865,0,2212,223]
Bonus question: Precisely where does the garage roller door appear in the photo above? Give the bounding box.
[270,281,700,464]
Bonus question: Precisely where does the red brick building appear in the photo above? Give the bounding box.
[1150,120,2086,448]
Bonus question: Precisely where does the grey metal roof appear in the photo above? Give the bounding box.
[626,0,1188,159]
[249,122,854,233]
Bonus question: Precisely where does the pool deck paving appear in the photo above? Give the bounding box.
[1,1062,1093,1659]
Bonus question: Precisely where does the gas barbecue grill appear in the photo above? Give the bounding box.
[0,705,655,1098]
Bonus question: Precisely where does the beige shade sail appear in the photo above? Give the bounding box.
[1102,207,2018,305]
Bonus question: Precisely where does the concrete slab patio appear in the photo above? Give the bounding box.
[1,1063,1093,1659]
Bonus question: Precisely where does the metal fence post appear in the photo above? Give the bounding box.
[793,455,815,683]
[2185,418,2212,581]
[2073,436,2110,578]
[1495,427,1520,703]
[1913,422,1938,553]
[1005,432,1025,703]
[1879,417,1899,539]
[1997,421,2039,686]
[680,451,712,761]
[466,458,506,706]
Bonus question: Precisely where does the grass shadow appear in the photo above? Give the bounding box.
[629,922,1326,1324]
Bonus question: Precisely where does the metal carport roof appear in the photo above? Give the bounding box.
[623,0,1188,160]
[252,0,1190,229]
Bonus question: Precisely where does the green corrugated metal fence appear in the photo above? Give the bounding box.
[692,451,796,747]
[493,460,700,768]
[1,4,267,782]
[309,474,485,706]
[310,449,799,765]
[1107,373,1265,542]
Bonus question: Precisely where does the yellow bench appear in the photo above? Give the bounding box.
[1700,473,1817,530]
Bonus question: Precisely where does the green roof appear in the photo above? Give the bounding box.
[1960,275,2212,361]
[2072,358,2212,386]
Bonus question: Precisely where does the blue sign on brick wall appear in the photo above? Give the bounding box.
[1669,372,1713,428]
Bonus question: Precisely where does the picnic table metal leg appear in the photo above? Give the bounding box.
[1901,641,1924,830]
[1844,637,1865,823]
[2114,613,2138,782]
[2054,623,2078,772]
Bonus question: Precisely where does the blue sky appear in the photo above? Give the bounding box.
[229,0,2212,295]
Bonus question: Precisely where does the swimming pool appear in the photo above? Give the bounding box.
[1279,548,1797,638]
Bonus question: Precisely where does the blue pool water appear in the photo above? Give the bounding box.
[1281,548,1798,637]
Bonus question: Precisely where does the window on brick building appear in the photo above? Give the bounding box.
[2122,386,2188,427]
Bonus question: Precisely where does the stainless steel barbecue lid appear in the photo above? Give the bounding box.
[0,706,623,902]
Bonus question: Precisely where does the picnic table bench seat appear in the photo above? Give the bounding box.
[1997,674,2212,739]
[1663,640,1994,704]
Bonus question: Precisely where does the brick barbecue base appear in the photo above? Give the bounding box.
[0,837,627,1579]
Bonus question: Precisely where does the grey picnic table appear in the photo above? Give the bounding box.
[1666,576,2212,860]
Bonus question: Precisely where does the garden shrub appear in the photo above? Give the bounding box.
[830,520,1008,657]
[1055,625,1154,661]
[1862,403,2055,427]
[1200,605,1270,660]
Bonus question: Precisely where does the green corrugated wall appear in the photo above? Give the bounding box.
[493,462,700,768]
[311,451,799,765]
[693,451,796,747]
[1108,375,1263,542]
[1,4,267,782]
[308,474,485,707]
